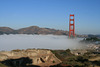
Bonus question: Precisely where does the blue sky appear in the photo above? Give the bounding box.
[0,0,100,35]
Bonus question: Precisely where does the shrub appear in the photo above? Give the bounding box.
[52,60,55,63]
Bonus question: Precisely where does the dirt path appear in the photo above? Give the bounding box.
[89,57,100,61]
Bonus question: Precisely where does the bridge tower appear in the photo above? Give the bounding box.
[69,14,75,38]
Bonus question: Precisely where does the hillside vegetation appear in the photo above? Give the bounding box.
[51,49,100,67]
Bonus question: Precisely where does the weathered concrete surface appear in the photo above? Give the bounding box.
[0,49,62,66]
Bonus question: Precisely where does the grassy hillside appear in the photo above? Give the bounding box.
[51,49,100,67]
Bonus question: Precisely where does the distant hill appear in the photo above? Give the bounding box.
[88,34,100,38]
[0,26,88,37]
[0,26,69,35]
[0,27,15,34]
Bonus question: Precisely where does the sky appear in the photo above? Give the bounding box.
[0,0,100,35]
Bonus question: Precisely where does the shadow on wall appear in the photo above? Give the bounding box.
[0,57,40,67]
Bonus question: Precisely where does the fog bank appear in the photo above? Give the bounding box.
[0,34,83,51]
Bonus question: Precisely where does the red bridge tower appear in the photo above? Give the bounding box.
[69,14,75,38]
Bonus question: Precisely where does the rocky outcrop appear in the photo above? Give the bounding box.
[0,49,62,66]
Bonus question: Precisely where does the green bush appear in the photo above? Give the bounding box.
[0,63,8,67]
[52,60,55,63]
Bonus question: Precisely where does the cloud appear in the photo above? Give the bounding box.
[0,34,83,51]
